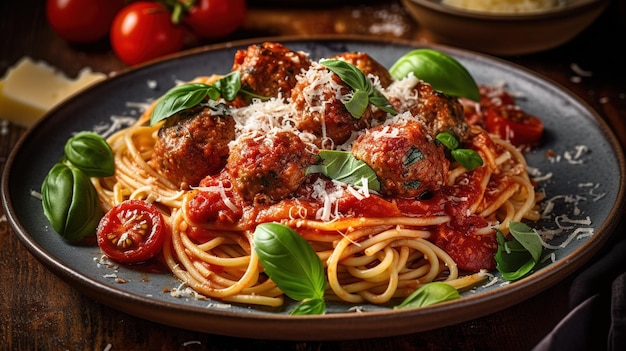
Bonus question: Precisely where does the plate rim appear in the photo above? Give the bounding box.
[2,35,625,340]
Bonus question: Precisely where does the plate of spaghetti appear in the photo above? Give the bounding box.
[2,37,625,340]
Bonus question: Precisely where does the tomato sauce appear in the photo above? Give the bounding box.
[184,163,505,273]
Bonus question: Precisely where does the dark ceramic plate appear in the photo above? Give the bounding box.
[2,37,625,341]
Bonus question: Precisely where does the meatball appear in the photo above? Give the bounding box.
[150,105,236,188]
[332,51,393,88]
[227,130,317,202]
[351,120,449,198]
[290,64,388,147]
[389,81,469,141]
[231,42,311,100]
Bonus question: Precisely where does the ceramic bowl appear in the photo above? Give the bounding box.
[401,0,610,55]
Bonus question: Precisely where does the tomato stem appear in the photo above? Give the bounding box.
[159,0,196,24]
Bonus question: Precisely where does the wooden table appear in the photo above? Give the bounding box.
[2,1,625,350]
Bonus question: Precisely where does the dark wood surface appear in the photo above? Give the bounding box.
[1,1,625,350]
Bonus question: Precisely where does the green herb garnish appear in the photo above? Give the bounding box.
[149,71,265,125]
[42,131,114,242]
[64,131,115,177]
[495,221,544,281]
[389,49,480,101]
[253,222,327,315]
[307,150,380,192]
[320,59,397,118]
[436,132,483,170]
[395,282,460,309]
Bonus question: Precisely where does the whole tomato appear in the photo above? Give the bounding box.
[46,0,125,43]
[110,1,186,66]
[183,0,246,39]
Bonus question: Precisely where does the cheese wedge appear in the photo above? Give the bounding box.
[0,57,106,127]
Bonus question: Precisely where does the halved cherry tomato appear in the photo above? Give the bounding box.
[46,0,125,44]
[96,199,167,263]
[183,0,246,39]
[110,1,185,65]
[485,104,544,147]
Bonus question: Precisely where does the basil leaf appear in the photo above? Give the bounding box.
[64,131,114,177]
[253,223,326,304]
[309,150,381,192]
[320,59,397,118]
[213,71,241,101]
[495,222,543,281]
[451,149,483,171]
[394,282,460,309]
[389,49,480,102]
[290,297,326,315]
[435,132,483,170]
[345,89,369,118]
[435,131,460,150]
[150,83,212,125]
[320,58,370,91]
[41,162,103,242]
[368,89,397,115]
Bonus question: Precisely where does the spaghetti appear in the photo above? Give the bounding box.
[93,43,542,307]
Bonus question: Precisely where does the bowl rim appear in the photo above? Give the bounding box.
[405,0,611,20]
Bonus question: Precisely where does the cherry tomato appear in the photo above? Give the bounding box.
[183,0,246,39]
[96,199,167,264]
[110,1,185,66]
[485,105,544,147]
[46,0,124,43]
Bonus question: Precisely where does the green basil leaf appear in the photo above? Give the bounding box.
[509,221,543,262]
[495,222,543,281]
[64,131,114,177]
[150,83,212,125]
[345,89,369,118]
[309,150,381,192]
[368,89,398,115]
[290,298,326,315]
[436,132,483,170]
[253,223,326,303]
[435,131,460,150]
[320,59,397,117]
[213,71,241,101]
[451,149,483,171]
[320,59,369,91]
[41,162,103,242]
[389,49,480,102]
[394,282,460,309]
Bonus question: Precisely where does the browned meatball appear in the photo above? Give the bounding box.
[351,120,449,198]
[290,65,388,147]
[150,105,236,188]
[231,42,311,100]
[389,81,469,141]
[332,51,393,88]
[227,131,317,202]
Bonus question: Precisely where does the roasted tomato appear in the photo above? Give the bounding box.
[485,104,544,147]
[96,199,167,263]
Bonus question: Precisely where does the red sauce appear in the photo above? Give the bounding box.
[184,164,507,273]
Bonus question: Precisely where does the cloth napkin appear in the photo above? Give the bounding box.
[533,220,626,351]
